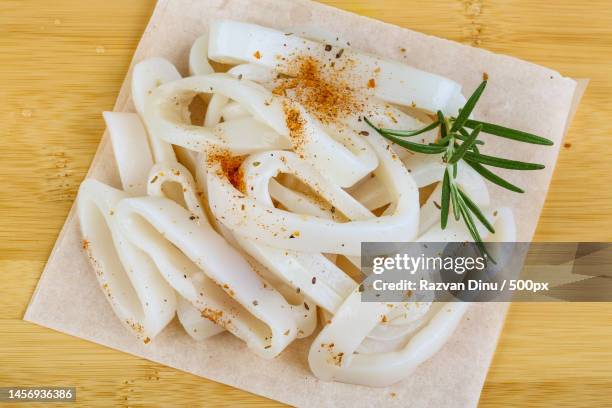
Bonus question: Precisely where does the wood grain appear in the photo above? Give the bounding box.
[1,0,611,407]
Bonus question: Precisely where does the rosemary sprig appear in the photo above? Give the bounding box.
[365,80,553,256]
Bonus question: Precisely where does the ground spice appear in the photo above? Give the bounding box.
[201,308,224,325]
[274,55,360,125]
[282,102,307,155]
[206,147,247,192]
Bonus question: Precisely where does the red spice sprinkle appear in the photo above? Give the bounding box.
[283,103,307,153]
[275,56,359,125]
[253,50,262,59]
[564,142,572,148]
[201,308,224,325]
[367,78,376,88]
[207,147,247,192]
[82,239,90,250]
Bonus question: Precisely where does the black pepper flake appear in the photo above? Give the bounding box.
[189,215,196,220]
[238,74,243,80]
[303,302,310,310]
[433,201,442,210]
[324,44,332,52]
[296,287,301,294]
[252,300,258,306]
[359,131,369,136]
[335,49,344,59]
[330,206,336,214]
[311,277,317,284]
[264,345,271,349]
[358,284,365,292]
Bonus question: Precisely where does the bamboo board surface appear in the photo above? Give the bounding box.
[1,0,611,406]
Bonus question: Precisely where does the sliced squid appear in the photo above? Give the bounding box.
[116,195,315,358]
[104,111,154,196]
[208,20,463,114]
[78,179,176,341]
[189,34,215,76]
[131,58,181,164]
[102,109,224,341]
[308,294,468,386]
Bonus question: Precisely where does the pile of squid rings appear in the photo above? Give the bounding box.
[78,20,515,387]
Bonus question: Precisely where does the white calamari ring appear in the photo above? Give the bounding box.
[208,20,463,114]
[77,179,176,341]
[308,295,468,386]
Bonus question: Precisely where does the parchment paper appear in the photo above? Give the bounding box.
[25,1,584,407]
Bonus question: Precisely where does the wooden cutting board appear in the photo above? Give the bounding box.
[1,0,611,406]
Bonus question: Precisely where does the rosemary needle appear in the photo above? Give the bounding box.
[365,80,553,253]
